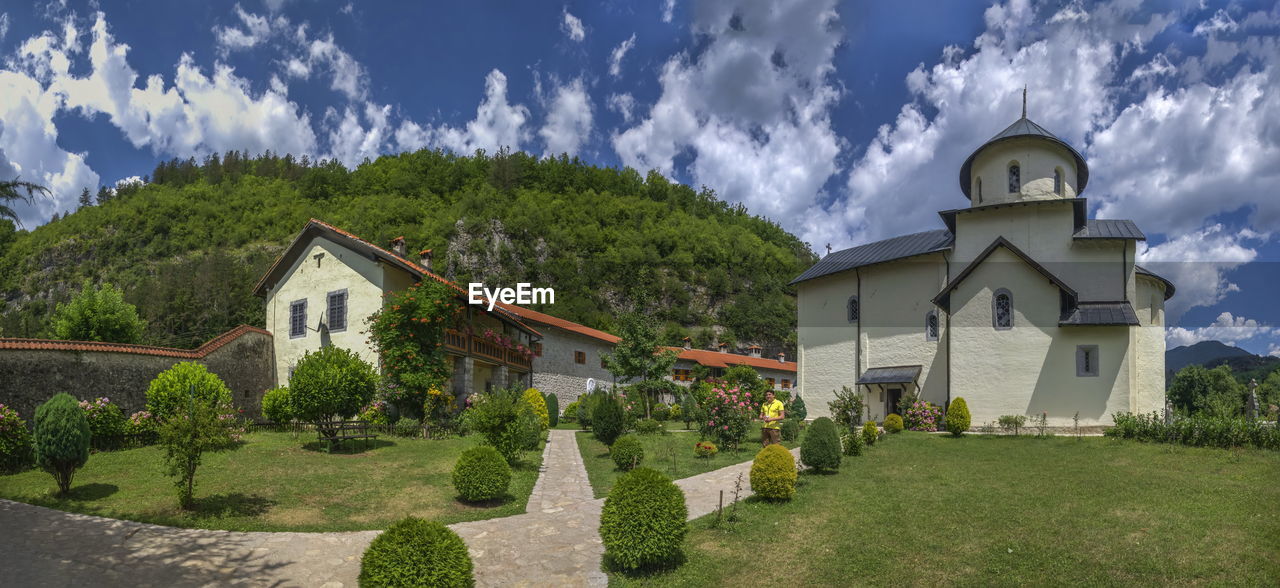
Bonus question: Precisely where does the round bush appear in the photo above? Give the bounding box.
[262,387,292,424]
[290,346,378,425]
[521,388,549,430]
[842,432,865,456]
[34,393,91,495]
[780,417,801,442]
[562,401,580,423]
[750,443,797,500]
[0,404,35,473]
[452,446,512,502]
[800,417,842,472]
[145,362,234,422]
[610,434,645,471]
[862,422,879,446]
[884,413,905,434]
[634,418,663,435]
[651,403,671,422]
[946,397,972,436]
[545,393,559,428]
[694,440,717,458]
[359,517,474,587]
[394,417,421,438]
[592,394,625,446]
[599,467,688,570]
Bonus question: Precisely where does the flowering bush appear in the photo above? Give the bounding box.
[358,400,391,426]
[366,280,463,417]
[0,403,35,473]
[701,384,755,451]
[694,440,718,458]
[903,400,944,432]
[125,410,159,446]
[480,329,535,359]
[79,397,127,450]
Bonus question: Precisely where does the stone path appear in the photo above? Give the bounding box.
[0,434,795,587]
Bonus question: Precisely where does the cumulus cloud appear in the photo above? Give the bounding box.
[612,0,844,238]
[1165,312,1276,348]
[1268,343,1280,358]
[326,102,391,165]
[539,77,592,156]
[1136,224,1265,324]
[1193,9,1238,37]
[396,69,531,156]
[210,6,368,101]
[608,34,635,77]
[607,92,636,123]
[561,9,585,42]
[662,0,676,24]
[214,4,273,53]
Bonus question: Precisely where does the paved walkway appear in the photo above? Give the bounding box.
[0,433,794,587]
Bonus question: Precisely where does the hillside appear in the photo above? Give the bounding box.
[1165,340,1280,385]
[0,149,816,349]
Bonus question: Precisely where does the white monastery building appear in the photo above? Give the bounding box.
[793,111,1175,427]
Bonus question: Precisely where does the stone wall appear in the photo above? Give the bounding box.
[530,328,616,412]
[0,326,274,420]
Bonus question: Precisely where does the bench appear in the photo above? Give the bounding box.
[317,420,379,451]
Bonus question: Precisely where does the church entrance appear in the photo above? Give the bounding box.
[887,387,903,417]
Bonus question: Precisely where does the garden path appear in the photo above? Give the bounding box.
[0,433,797,587]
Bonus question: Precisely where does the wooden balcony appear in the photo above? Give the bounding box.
[443,329,535,371]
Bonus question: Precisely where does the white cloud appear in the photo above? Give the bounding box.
[340,3,354,16]
[539,78,592,156]
[562,9,585,42]
[1136,224,1264,324]
[608,34,636,78]
[607,92,636,123]
[1193,9,1238,37]
[1268,343,1280,358]
[306,30,366,101]
[326,102,391,165]
[0,13,10,42]
[662,0,676,24]
[433,69,531,154]
[215,4,272,53]
[394,119,430,153]
[613,0,844,241]
[1165,312,1275,348]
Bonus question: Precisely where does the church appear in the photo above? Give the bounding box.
[792,106,1174,427]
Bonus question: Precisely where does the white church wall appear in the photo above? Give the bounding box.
[859,257,949,419]
[797,271,861,419]
[1132,277,1167,415]
[969,137,1078,205]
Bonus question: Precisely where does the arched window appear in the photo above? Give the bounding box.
[992,288,1013,330]
[847,296,860,323]
[1053,168,1064,195]
[1008,163,1021,193]
[925,310,939,341]
[976,177,983,203]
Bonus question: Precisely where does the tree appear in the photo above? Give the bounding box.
[95,185,113,205]
[289,346,378,441]
[603,313,678,417]
[78,188,93,209]
[0,178,50,226]
[34,393,91,495]
[52,280,146,344]
[158,382,241,507]
[1168,365,1245,417]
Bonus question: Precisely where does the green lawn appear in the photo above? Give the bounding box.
[611,433,1280,586]
[0,431,543,532]
[577,427,793,498]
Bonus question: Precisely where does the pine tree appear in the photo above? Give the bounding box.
[78,188,93,209]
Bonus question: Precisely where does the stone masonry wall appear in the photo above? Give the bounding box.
[530,328,616,413]
[0,327,274,420]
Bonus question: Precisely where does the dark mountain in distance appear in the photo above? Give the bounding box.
[1166,340,1255,375]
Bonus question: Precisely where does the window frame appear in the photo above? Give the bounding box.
[326,288,348,333]
[847,295,860,323]
[1076,345,1099,377]
[781,379,791,390]
[976,177,983,204]
[992,288,1013,330]
[574,350,586,365]
[1008,162,1021,193]
[289,299,307,339]
[1053,167,1064,195]
[925,309,939,341]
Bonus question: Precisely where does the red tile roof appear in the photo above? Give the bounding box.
[498,304,621,344]
[0,325,270,358]
[667,347,797,372]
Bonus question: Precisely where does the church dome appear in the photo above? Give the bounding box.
[959,116,1089,202]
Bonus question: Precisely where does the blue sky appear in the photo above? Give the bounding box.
[2,0,1279,354]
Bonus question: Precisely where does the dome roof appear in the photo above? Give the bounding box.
[958,117,1089,199]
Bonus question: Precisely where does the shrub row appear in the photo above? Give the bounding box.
[1107,411,1280,450]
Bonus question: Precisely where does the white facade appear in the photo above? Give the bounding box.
[795,116,1173,427]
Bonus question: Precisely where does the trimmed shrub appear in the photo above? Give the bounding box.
[694,440,717,458]
[290,346,378,439]
[800,417,842,472]
[611,434,645,471]
[1107,411,1280,450]
[862,422,879,446]
[466,388,526,464]
[394,418,422,438]
[561,401,580,423]
[787,392,808,422]
[79,397,127,451]
[0,404,35,473]
[651,403,672,422]
[452,446,512,502]
[145,362,234,422]
[593,394,626,446]
[599,467,688,570]
[750,443,797,500]
[780,417,801,442]
[634,418,664,435]
[884,413,905,434]
[946,397,971,436]
[545,393,559,428]
[668,403,682,423]
[517,406,542,450]
[359,517,474,587]
[34,393,91,495]
[521,388,549,430]
[262,387,292,424]
[842,432,865,456]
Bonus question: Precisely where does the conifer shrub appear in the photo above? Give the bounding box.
[521,388,549,430]
[862,422,879,446]
[34,393,92,495]
[884,413,905,434]
[359,517,474,588]
[800,416,842,472]
[780,417,801,442]
[750,443,797,500]
[786,392,808,422]
[0,404,35,473]
[593,394,626,446]
[545,393,559,428]
[262,386,292,424]
[451,446,512,502]
[842,432,865,456]
[946,397,971,436]
[562,401,580,423]
[610,434,645,471]
[599,467,688,570]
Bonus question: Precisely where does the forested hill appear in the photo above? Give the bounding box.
[0,149,816,350]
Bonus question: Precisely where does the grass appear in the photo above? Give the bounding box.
[0,430,543,532]
[577,425,794,498]
[610,432,1280,586]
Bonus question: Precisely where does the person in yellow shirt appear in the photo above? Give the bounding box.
[759,389,786,447]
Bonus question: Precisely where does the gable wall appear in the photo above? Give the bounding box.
[532,327,615,411]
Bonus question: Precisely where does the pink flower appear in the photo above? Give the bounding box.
[723,425,728,430]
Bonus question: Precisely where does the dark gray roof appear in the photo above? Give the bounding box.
[1135,264,1176,300]
[790,229,953,285]
[858,365,923,385]
[959,117,1089,199]
[1074,219,1146,240]
[1060,302,1140,326]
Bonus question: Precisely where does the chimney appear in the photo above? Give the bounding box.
[419,248,433,270]
[777,352,786,363]
[748,345,761,358]
[390,236,406,257]
[682,337,691,351]
[717,342,728,353]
